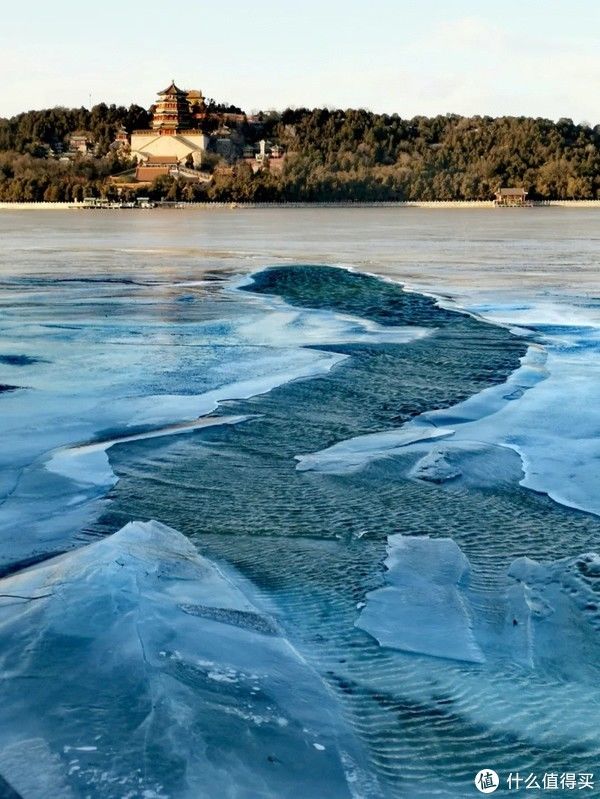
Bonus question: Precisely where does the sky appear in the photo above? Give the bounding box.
[2,0,600,122]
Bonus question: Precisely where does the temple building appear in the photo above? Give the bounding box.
[187,89,207,125]
[151,81,193,132]
[130,81,208,167]
[135,154,180,182]
[68,131,93,155]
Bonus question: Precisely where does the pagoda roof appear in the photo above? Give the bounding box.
[158,80,186,97]
[145,154,179,164]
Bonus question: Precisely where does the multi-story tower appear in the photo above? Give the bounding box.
[151,81,193,134]
[131,81,211,167]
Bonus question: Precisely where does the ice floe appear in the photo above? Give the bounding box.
[296,427,454,474]
[409,446,462,483]
[0,521,381,799]
[356,536,484,664]
[357,534,600,678]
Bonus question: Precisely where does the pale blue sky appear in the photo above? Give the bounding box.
[2,0,599,121]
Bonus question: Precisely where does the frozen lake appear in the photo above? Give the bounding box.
[0,208,599,798]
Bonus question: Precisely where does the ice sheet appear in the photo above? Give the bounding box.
[0,520,381,799]
[419,294,600,516]
[296,427,455,474]
[431,312,600,516]
[0,272,430,570]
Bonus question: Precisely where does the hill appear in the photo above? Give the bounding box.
[1,103,599,202]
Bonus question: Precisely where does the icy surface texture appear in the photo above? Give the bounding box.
[0,521,380,799]
[356,536,484,663]
[408,447,462,482]
[0,264,433,573]
[295,290,600,518]
[296,344,546,476]
[358,534,600,680]
[294,323,600,519]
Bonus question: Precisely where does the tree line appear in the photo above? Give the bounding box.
[1,104,599,201]
[0,103,150,156]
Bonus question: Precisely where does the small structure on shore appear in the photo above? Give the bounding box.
[495,187,529,207]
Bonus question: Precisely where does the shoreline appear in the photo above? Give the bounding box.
[2,199,600,210]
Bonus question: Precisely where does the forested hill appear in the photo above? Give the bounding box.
[264,110,600,200]
[0,104,150,155]
[0,103,150,202]
[1,104,599,202]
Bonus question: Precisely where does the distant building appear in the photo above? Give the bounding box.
[133,154,208,184]
[131,130,208,165]
[495,187,529,207]
[151,81,193,133]
[131,81,208,165]
[68,132,93,155]
[256,139,268,163]
[246,139,285,173]
[135,155,179,182]
[111,126,129,151]
[187,89,207,125]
